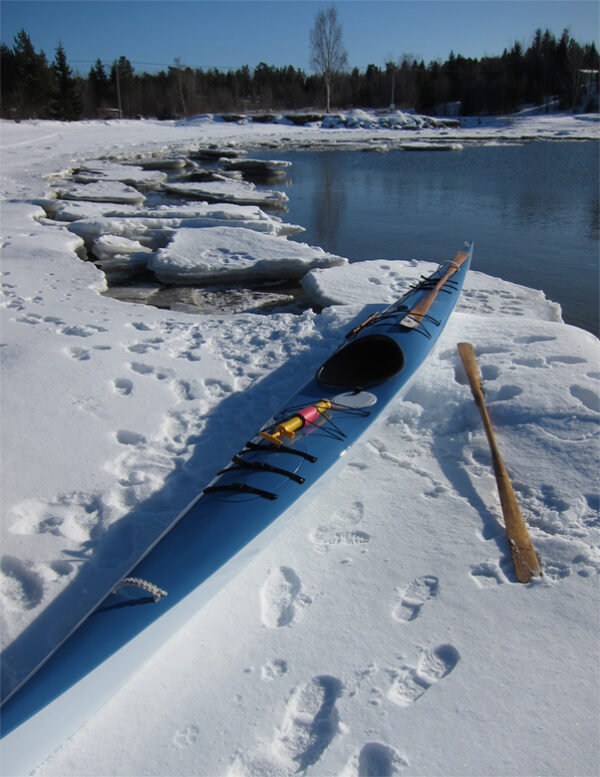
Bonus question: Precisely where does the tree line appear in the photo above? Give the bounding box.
[1,26,598,121]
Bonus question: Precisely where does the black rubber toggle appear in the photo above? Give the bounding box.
[242,441,318,463]
[203,483,278,500]
[221,456,305,484]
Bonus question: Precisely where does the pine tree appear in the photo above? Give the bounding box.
[88,58,112,114]
[51,43,83,120]
[11,29,53,118]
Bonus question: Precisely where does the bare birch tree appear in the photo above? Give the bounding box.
[310,5,347,113]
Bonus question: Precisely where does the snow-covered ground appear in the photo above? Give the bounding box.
[0,111,599,777]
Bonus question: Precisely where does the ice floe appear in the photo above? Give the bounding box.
[302,259,564,322]
[221,157,292,178]
[53,180,146,205]
[149,226,347,284]
[72,160,167,188]
[163,179,288,207]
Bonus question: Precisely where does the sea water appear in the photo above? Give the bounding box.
[276,142,599,335]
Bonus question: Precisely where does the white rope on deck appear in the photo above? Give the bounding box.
[112,577,168,602]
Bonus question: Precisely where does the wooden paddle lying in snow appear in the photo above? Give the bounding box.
[457,342,542,583]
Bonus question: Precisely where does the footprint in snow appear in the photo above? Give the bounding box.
[0,555,45,610]
[310,526,370,549]
[232,676,343,776]
[546,355,586,366]
[260,566,311,628]
[172,725,199,749]
[342,742,408,776]
[387,643,460,707]
[392,575,439,622]
[276,675,343,770]
[261,659,288,681]
[129,361,173,381]
[310,501,369,553]
[127,338,164,355]
[470,561,508,588]
[569,385,600,414]
[116,429,147,447]
[66,346,90,361]
[113,378,133,396]
[59,323,106,338]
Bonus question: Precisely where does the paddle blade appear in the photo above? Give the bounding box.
[457,342,542,583]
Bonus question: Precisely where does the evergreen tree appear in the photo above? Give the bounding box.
[88,58,112,113]
[50,43,83,120]
[110,56,134,116]
[10,29,53,118]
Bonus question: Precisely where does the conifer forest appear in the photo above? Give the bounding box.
[1,26,598,121]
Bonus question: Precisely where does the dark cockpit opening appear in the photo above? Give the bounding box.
[316,334,405,389]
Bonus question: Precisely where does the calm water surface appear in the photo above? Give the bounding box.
[272,142,598,335]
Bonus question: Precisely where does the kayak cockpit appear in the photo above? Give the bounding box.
[316,334,404,389]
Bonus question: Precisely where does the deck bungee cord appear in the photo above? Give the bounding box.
[203,400,373,501]
[345,250,468,341]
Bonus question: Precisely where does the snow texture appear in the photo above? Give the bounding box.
[0,111,598,777]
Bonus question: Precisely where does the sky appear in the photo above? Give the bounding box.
[1,0,598,75]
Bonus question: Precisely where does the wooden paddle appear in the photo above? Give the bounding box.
[457,342,542,583]
[400,248,470,329]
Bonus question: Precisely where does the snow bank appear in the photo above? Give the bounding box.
[322,108,458,130]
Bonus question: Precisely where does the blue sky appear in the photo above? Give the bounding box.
[1,1,598,75]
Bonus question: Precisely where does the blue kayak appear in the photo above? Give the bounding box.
[0,242,472,776]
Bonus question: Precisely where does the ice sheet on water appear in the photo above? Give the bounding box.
[149,226,346,284]
[163,179,288,207]
[50,199,278,223]
[53,181,146,205]
[73,160,167,188]
[91,235,153,262]
[136,203,276,221]
[48,200,142,221]
[67,215,303,246]
[302,259,564,322]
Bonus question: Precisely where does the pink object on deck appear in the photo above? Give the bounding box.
[296,405,319,426]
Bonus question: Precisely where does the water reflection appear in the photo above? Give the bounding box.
[588,199,599,242]
[282,143,599,335]
[311,153,346,254]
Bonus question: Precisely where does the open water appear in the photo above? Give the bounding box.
[275,142,598,335]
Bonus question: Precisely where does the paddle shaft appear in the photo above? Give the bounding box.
[457,342,542,583]
[402,249,470,328]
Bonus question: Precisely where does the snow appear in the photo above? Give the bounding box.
[0,111,598,777]
[149,226,346,284]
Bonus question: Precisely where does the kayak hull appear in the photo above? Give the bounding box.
[1,243,472,776]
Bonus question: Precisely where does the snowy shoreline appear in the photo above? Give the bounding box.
[1,112,599,776]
